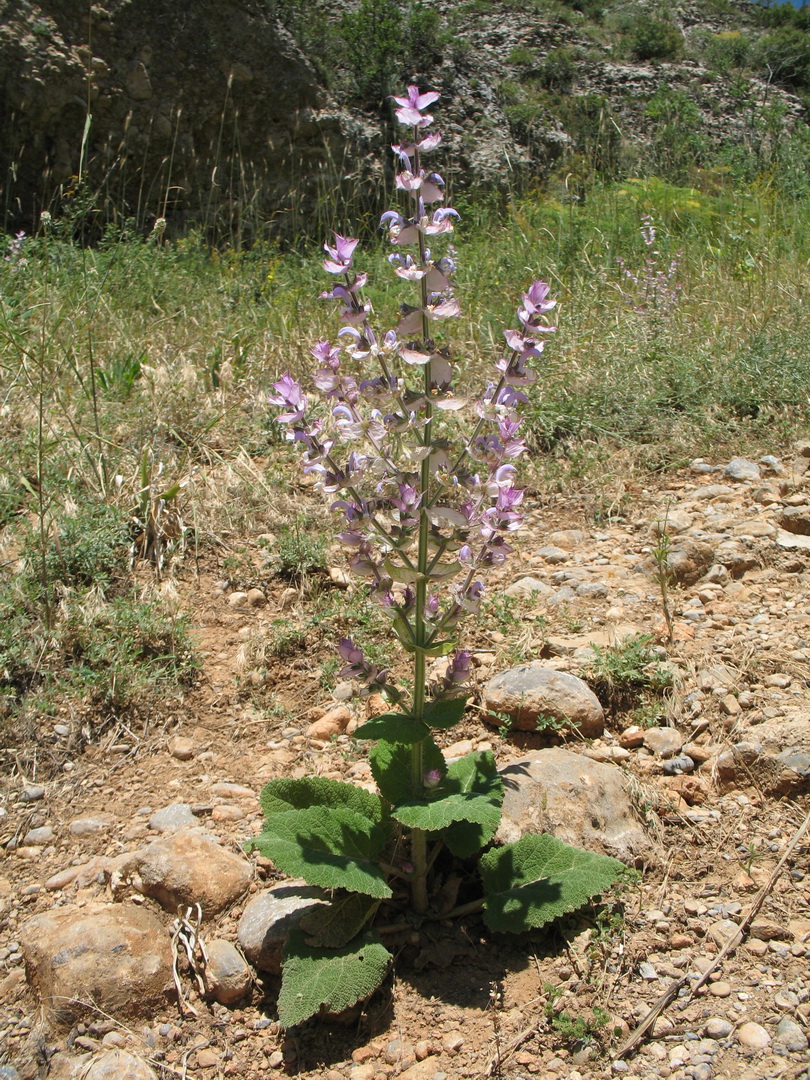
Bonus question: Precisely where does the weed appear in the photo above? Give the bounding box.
[271,514,328,583]
[585,634,674,714]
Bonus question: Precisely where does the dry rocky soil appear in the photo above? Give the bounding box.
[1,445,810,1080]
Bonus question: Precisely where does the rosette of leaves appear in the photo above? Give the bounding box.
[247,720,622,1026]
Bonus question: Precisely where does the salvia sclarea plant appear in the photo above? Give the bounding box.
[248,86,623,1027]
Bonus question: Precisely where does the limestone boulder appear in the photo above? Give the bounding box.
[20,904,171,1027]
[203,939,252,1006]
[496,747,649,864]
[126,832,252,918]
[238,883,328,975]
[482,663,604,737]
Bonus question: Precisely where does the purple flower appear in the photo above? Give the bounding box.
[518,280,556,328]
[423,768,442,789]
[444,650,472,687]
[268,373,307,423]
[323,233,359,274]
[392,85,440,127]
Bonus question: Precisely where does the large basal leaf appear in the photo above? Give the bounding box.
[278,928,391,1027]
[354,713,429,744]
[392,751,503,834]
[300,893,380,949]
[259,776,385,824]
[248,806,392,898]
[424,695,469,730]
[479,834,624,934]
[370,737,446,805]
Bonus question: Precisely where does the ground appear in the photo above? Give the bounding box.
[0,450,809,1080]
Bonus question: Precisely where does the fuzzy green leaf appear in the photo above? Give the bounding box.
[369,737,445,805]
[278,928,391,1027]
[300,893,380,949]
[424,696,469,730]
[420,639,457,657]
[248,806,392,898]
[479,834,624,934]
[354,713,429,744]
[383,557,420,584]
[392,751,503,833]
[426,560,462,582]
[259,777,385,824]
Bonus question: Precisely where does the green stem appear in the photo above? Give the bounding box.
[409,130,433,917]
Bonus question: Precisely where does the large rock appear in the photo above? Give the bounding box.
[715,712,810,796]
[496,747,649,864]
[238,883,328,975]
[639,539,715,586]
[125,832,252,918]
[47,1050,159,1080]
[780,506,810,535]
[203,939,252,1005]
[20,904,171,1027]
[482,663,604,737]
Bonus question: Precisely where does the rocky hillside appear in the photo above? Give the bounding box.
[0,0,808,239]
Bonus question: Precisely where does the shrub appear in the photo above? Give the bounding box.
[624,14,683,62]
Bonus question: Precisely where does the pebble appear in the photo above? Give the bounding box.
[168,736,195,761]
[705,1017,733,1039]
[148,802,196,832]
[69,815,114,836]
[708,981,731,997]
[773,1017,808,1053]
[736,1021,771,1049]
[21,785,45,802]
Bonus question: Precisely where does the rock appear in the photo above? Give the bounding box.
[705,1017,733,1039]
[496,747,649,863]
[663,540,715,586]
[246,587,267,607]
[168,735,195,761]
[642,727,684,759]
[21,825,55,846]
[329,567,352,587]
[210,805,245,822]
[482,663,604,737]
[662,754,695,775]
[780,506,810,535]
[504,576,553,599]
[736,1022,771,1050]
[776,529,810,551]
[306,705,352,740]
[536,545,569,563]
[21,785,45,802]
[227,591,249,608]
[543,624,644,658]
[708,980,731,997]
[238,883,329,975]
[203,939,252,1006]
[126,832,252,918]
[20,904,171,1027]
[75,1050,158,1079]
[545,529,585,550]
[651,509,693,534]
[773,1018,808,1053]
[724,457,761,482]
[148,802,196,833]
[691,484,736,501]
[69,815,114,836]
[707,919,740,948]
[619,726,645,748]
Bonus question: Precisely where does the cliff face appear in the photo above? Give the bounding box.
[0,0,805,239]
[0,0,374,238]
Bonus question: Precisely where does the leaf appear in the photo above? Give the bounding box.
[392,751,503,834]
[370,737,445,805]
[354,713,429,744]
[427,506,470,528]
[259,777,385,824]
[420,639,457,658]
[247,806,392,898]
[383,557,421,584]
[278,928,391,1027]
[425,560,462,583]
[479,834,624,934]
[300,893,380,948]
[424,696,469,730]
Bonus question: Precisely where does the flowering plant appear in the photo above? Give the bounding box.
[248,86,622,1027]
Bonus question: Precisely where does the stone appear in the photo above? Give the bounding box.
[125,832,252,918]
[773,1018,808,1053]
[20,904,171,1027]
[724,457,761,482]
[705,1017,733,1039]
[482,663,604,737]
[545,529,585,550]
[203,939,252,1006]
[21,825,55,846]
[663,541,715,586]
[691,484,736,500]
[708,980,731,997]
[707,919,740,948]
[148,802,196,833]
[76,1050,158,1079]
[619,726,645,749]
[536,545,569,563]
[21,784,45,802]
[642,727,684,759]
[69,815,114,836]
[776,529,810,551]
[496,747,649,863]
[543,624,644,658]
[168,735,195,761]
[780,506,810,535]
[328,567,352,587]
[306,705,352,740]
[662,754,695,775]
[651,509,692,535]
[736,1022,771,1050]
[246,587,267,607]
[227,591,249,608]
[504,576,553,599]
[238,883,329,975]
